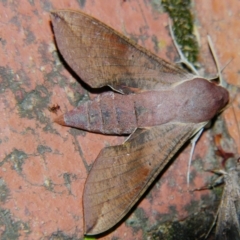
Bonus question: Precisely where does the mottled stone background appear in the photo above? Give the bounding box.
[0,0,239,239]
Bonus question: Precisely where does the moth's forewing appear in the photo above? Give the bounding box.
[50,10,194,94]
[83,122,205,234]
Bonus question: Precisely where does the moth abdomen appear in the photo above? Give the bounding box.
[55,91,138,134]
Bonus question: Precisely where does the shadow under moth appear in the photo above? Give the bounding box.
[50,10,229,235]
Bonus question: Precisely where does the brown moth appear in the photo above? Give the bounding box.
[50,10,229,235]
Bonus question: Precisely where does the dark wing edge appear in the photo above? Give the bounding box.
[83,121,205,235]
[51,10,194,94]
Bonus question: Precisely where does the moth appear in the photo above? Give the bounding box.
[50,10,229,235]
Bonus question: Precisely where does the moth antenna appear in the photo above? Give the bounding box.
[221,58,233,74]
[168,19,199,75]
[207,35,224,86]
[208,37,239,148]
[187,128,204,185]
[204,207,220,239]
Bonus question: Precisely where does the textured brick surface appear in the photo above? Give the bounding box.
[0,0,239,239]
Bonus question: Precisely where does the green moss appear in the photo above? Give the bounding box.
[147,209,215,240]
[84,237,96,240]
[161,0,199,65]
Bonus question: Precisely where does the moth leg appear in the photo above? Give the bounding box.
[204,207,220,239]
[168,19,199,75]
[123,127,138,143]
[187,128,204,184]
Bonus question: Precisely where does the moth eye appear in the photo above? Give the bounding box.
[148,162,152,166]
